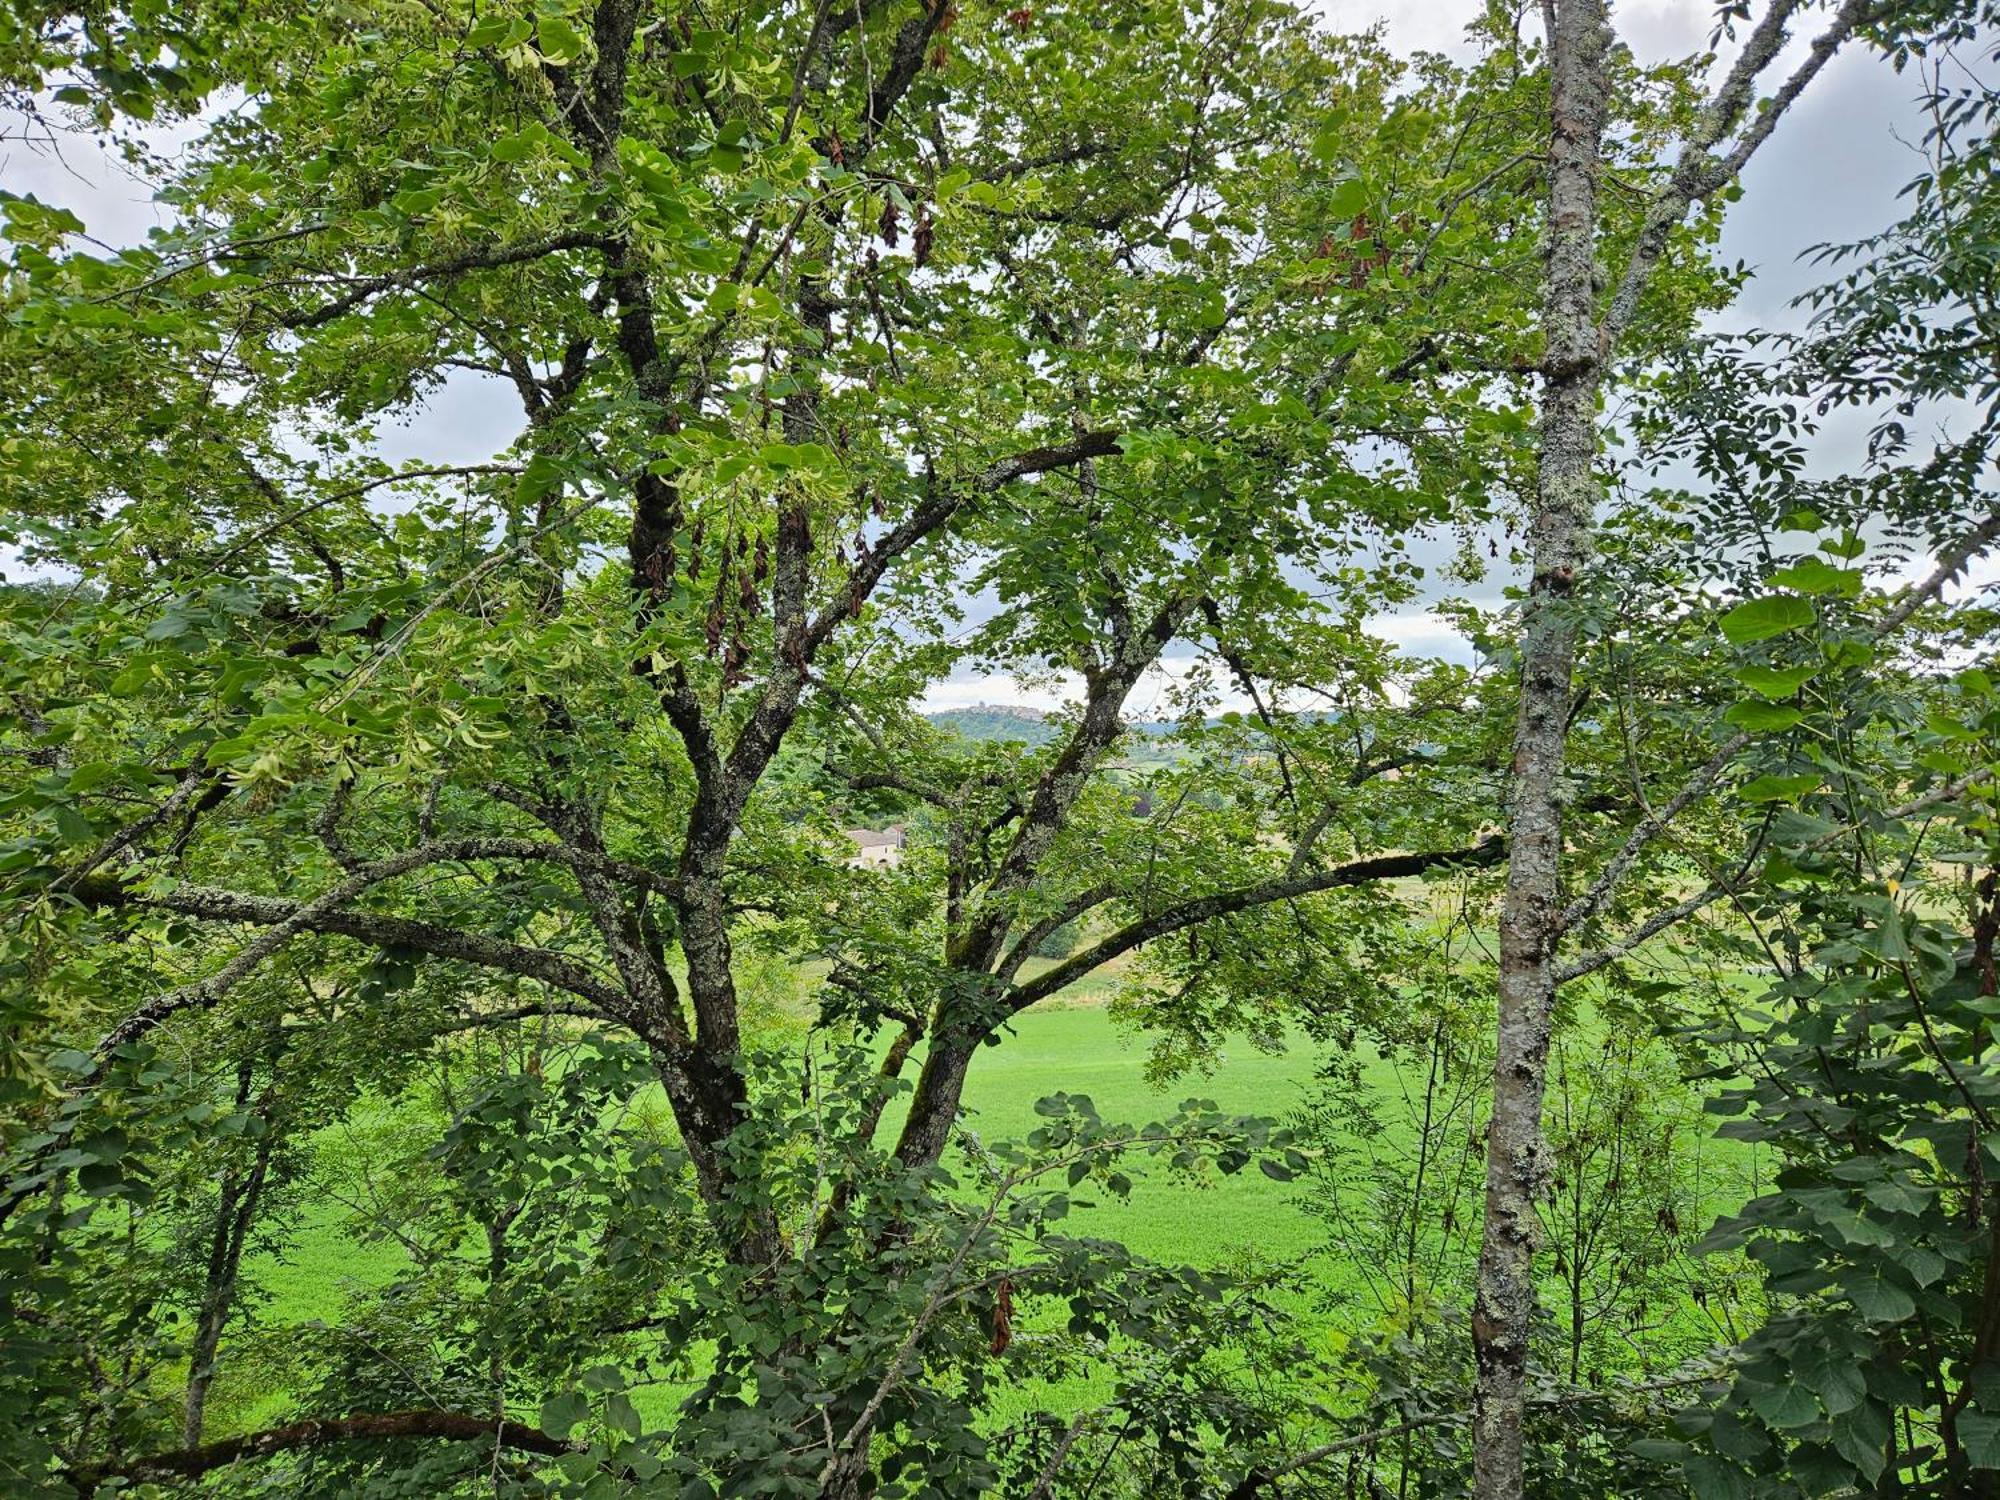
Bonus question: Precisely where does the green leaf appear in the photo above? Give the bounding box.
[1736,664,1816,700]
[66,762,122,794]
[1842,1271,1915,1324]
[1794,1345,1867,1416]
[491,124,547,164]
[467,15,532,48]
[1962,1412,2000,1469]
[1628,1438,1688,1463]
[1325,176,1367,216]
[1740,773,1822,803]
[1768,557,1863,598]
[1723,701,1805,732]
[77,1160,123,1195]
[514,452,565,506]
[1862,911,1911,963]
[393,185,442,218]
[606,1391,643,1440]
[537,15,588,65]
[1721,594,1816,644]
[540,1391,590,1440]
[1770,808,1840,845]
[1748,1382,1819,1429]
[1683,1454,1752,1500]
[1890,1242,1948,1286]
[53,804,93,846]
[1829,1401,1890,1483]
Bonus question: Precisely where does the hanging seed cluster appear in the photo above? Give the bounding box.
[680,514,771,688]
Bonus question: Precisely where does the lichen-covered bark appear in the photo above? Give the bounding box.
[1472,2,1610,1495]
[1470,4,1872,1489]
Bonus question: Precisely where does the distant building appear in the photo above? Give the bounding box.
[843,825,907,869]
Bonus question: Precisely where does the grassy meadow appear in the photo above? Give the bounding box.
[215,963,1756,1444]
[255,1000,1326,1310]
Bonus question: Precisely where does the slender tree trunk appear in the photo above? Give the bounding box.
[1471,3,1611,1496]
[1956,868,2000,1499]
[183,1066,274,1449]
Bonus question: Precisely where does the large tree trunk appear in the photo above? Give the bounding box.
[892,1032,982,1173]
[1471,2,1611,1496]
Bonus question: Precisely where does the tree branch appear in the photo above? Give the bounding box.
[1556,503,2000,940]
[1555,776,1980,985]
[432,1001,620,1033]
[1556,729,1752,936]
[277,232,612,329]
[73,865,630,1043]
[69,1408,573,1490]
[1007,836,1507,1009]
[801,431,1123,658]
[1597,0,1872,356]
[993,885,1117,985]
[1226,1417,1451,1499]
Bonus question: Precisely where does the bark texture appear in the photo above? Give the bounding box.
[1470,3,1872,1492]
[1471,1,1610,1494]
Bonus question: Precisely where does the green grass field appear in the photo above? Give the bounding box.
[229,1001,1330,1434]
[253,1001,1324,1318]
[229,984,1750,1442]
[924,1002,1325,1264]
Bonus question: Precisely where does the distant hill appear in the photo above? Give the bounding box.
[924,704,1061,746]
[924,703,1198,748]
[923,704,1356,757]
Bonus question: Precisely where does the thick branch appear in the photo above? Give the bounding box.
[73,872,628,1040]
[994,885,1117,985]
[1007,837,1507,1009]
[858,0,954,157]
[959,579,1200,970]
[70,1409,572,1489]
[433,1001,618,1033]
[1597,0,1870,354]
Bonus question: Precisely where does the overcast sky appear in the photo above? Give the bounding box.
[2,2,1977,716]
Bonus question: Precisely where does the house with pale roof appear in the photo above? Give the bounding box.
[842,825,907,870]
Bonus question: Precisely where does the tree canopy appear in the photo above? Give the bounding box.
[1,0,1998,1497]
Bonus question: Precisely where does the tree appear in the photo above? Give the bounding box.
[3,0,1994,1494]
[0,0,1559,1490]
[1466,4,1993,1496]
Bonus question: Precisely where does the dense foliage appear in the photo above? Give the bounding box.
[0,0,1996,1497]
